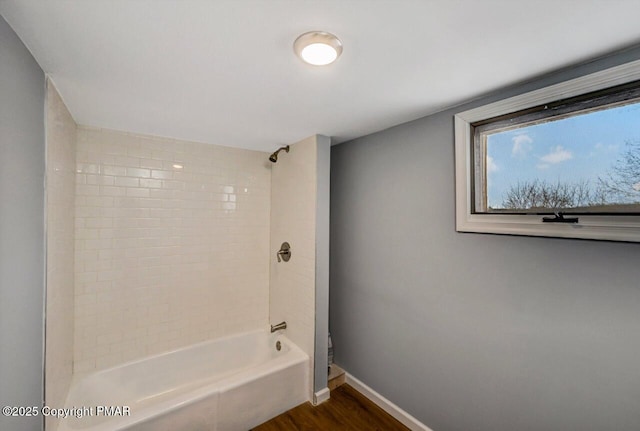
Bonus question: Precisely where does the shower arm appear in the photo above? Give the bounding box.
[269,145,290,163]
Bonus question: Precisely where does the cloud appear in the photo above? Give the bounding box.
[487,155,498,173]
[540,145,573,164]
[536,163,550,170]
[512,134,533,159]
[590,142,619,157]
[607,143,619,152]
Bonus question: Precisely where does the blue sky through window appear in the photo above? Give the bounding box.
[486,101,640,209]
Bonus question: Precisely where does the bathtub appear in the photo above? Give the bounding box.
[57,330,309,431]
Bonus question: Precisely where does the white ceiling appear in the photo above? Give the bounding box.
[2,0,640,152]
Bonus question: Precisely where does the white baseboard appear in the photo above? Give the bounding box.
[345,372,433,431]
[313,387,330,405]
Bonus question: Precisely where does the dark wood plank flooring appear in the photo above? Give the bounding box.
[251,384,410,431]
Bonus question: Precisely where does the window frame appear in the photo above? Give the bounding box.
[454,59,640,242]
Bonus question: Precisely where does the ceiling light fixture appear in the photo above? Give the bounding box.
[294,31,343,66]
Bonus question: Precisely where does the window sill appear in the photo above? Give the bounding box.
[457,212,640,242]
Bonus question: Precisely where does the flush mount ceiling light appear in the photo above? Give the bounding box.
[294,31,343,66]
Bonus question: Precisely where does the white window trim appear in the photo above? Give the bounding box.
[455,59,640,242]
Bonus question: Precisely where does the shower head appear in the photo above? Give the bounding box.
[269,145,290,163]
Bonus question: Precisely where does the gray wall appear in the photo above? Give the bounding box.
[330,46,640,431]
[0,15,45,431]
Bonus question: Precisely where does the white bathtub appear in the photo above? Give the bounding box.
[57,330,309,431]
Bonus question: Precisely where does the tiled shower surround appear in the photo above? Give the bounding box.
[269,136,318,394]
[45,82,76,431]
[74,127,271,372]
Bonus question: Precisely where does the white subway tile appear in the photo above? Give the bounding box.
[115,177,140,187]
[126,188,150,198]
[151,169,173,180]
[140,178,162,189]
[140,158,164,169]
[75,128,271,371]
[126,167,151,178]
[100,186,126,196]
[102,165,127,176]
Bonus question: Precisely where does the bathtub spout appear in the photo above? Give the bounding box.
[270,322,287,333]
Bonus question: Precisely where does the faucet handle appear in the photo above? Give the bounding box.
[277,242,291,262]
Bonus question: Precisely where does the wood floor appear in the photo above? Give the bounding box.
[251,384,410,431]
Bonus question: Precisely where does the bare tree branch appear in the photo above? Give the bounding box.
[598,141,640,203]
[501,179,598,210]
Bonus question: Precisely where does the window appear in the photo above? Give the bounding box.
[455,59,640,242]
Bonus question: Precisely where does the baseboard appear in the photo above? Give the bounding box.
[313,387,330,405]
[345,373,433,431]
